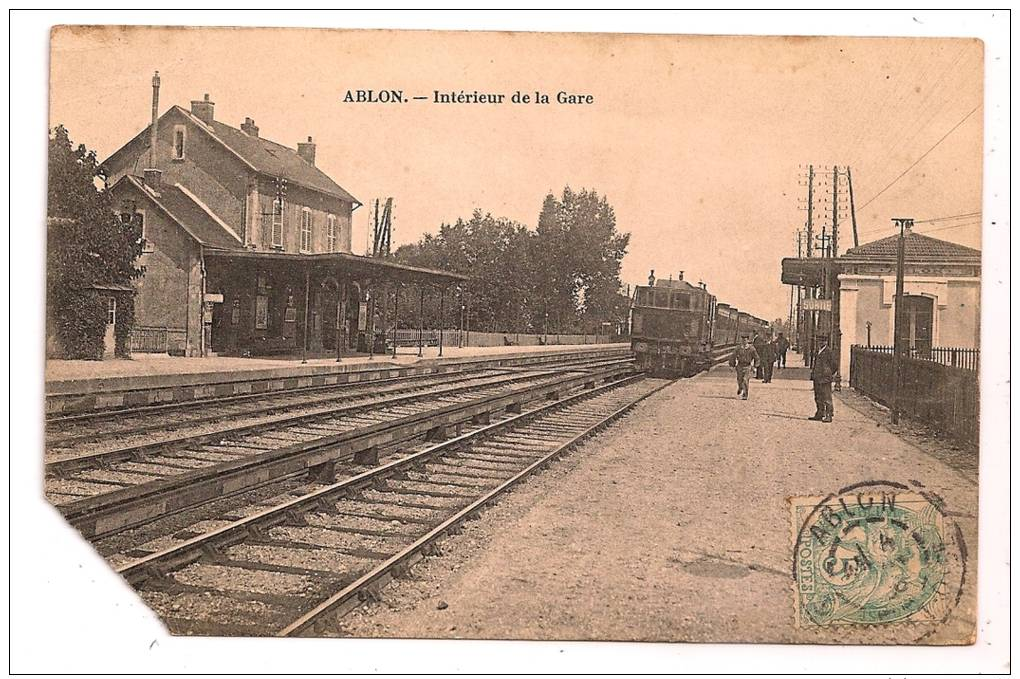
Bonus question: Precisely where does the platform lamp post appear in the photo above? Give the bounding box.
[391,284,399,359]
[890,217,912,425]
[301,266,311,364]
[438,286,445,357]
[367,287,375,360]
[865,321,872,348]
[417,286,425,358]
[456,286,464,349]
[334,277,343,363]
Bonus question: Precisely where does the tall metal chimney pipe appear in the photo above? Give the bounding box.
[148,71,160,168]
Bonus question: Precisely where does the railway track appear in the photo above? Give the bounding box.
[46,353,628,450]
[112,372,670,637]
[52,359,636,539]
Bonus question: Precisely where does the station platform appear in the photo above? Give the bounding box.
[336,363,978,644]
[45,343,630,415]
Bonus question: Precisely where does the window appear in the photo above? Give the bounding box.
[300,208,313,252]
[326,214,337,252]
[106,297,117,326]
[271,199,284,248]
[119,210,152,252]
[172,125,186,160]
[255,295,269,330]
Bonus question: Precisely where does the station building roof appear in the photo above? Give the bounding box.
[841,230,981,263]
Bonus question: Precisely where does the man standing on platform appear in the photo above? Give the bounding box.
[808,339,837,422]
[760,337,777,383]
[729,335,759,400]
[752,333,765,380]
[776,332,790,369]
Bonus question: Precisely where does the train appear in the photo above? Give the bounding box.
[630,270,771,377]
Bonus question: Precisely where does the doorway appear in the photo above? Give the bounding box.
[899,294,934,356]
[102,296,117,357]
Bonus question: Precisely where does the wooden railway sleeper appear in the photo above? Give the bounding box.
[308,459,337,484]
[353,446,379,466]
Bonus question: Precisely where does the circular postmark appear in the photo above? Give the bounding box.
[791,480,967,633]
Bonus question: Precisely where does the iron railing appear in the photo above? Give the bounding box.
[129,326,169,353]
[850,345,978,446]
[858,344,979,371]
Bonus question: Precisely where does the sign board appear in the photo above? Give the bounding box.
[802,298,832,312]
[204,293,224,304]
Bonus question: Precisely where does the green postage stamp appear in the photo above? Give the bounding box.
[791,482,965,629]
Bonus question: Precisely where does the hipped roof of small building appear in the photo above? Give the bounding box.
[841,230,981,262]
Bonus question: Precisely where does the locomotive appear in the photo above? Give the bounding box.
[630,270,770,377]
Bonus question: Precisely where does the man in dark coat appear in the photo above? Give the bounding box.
[760,338,777,383]
[729,335,759,400]
[776,333,790,368]
[752,333,765,379]
[809,339,837,422]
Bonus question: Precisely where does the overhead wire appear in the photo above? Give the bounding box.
[854,102,982,214]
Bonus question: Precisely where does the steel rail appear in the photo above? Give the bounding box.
[46,350,629,430]
[66,361,636,539]
[46,358,632,476]
[117,371,659,612]
[116,372,646,586]
[278,374,673,636]
[46,347,632,422]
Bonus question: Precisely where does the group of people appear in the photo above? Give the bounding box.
[727,331,836,422]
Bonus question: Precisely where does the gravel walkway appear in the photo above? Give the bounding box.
[337,365,977,644]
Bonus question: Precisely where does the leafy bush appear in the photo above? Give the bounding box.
[47,125,142,359]
[51,289,107,360]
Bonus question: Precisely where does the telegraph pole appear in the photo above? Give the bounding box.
[847,166,860,248]
[804,166,815,364]
[795,230,803,349]
[805,166,815,259]
[829,166,840,375]
[890,217,912,425]
[831,165,840,257]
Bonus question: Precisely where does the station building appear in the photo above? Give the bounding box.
[782,226,981,380]
[102,74,464,358]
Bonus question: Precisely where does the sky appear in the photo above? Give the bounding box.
[49,27,984,323]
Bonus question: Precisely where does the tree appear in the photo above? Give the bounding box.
[394,187,631,338]
[48,125,143,358]
[532,187,630,332]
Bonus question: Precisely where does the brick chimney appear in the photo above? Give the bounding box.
[147,71,160,169]
[297,136,316,166]
[678,271,684,280]
[190,93,215,125]
[240,117,259,137]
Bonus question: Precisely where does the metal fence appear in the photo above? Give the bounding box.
[129,326,169,353]
[849,345,979,446]
[129,327,187,354]
[858,344,979,371]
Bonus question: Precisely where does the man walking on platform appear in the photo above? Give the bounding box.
[760,338,777,383]
[729,335,759,400]
[808,339,837,422]
[776,332,790,369]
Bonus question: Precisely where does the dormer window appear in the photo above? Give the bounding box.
[172,124,186,160]
[326,214,336,252]
[300,208,313,253]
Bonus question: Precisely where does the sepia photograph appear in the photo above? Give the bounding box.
[10,9,1010,675]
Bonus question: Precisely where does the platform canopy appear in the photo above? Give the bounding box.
[204,249,469,287]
